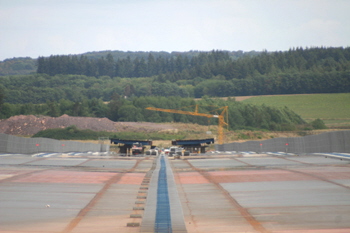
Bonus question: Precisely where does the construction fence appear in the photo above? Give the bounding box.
[0,133,109,154]
[215,130,350,154]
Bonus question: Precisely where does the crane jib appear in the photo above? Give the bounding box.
[145,105,228,144]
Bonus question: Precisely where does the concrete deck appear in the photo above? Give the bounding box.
[1,153,350,232]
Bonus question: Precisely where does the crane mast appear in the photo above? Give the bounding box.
[146,105,228,144]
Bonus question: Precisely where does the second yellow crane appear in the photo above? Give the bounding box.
[146,105,228,144]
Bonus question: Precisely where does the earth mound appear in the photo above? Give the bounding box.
[0,115,176,136]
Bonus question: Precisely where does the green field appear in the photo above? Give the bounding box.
[240,93,350,128]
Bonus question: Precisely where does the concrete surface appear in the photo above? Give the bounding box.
[1,153,350,233]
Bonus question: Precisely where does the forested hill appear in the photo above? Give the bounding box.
[80,50,259,61]
[0,50,258,76]
[0,57,37,76]
[36,47,350,97]
[0,47,349,105]
[37,47,350,80]
[1,47,348,131]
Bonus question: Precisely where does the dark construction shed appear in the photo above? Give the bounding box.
[172,138,214,154]
[110,139,152,155]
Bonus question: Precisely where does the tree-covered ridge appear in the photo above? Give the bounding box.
[0,74,188,104]
[0,47,349,105]
[35,47,350,98]
[36,50,232,77]
[37,47,350,78]
[80,50,258,61]
[0,96,305,131]
[0,47,345,133]
[0,57,36,76]
[0,50,257,76]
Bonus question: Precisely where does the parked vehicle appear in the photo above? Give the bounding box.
[131,143,143,155]
[169,147,177,156]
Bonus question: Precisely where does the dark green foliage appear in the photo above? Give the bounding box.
[32,125,105,140]
[1,47,349,105]
[311,118,328,129]
[0,74,192,104]
[0,98,108,118]
[2,96,305,132]
[221,101,304,131]
[1,47,348,132]
[36,50,232,78]
[0,57,36,76]
[134,96,305,131]
[47,47,350,89]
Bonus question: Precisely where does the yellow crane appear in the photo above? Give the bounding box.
[145,105,228,144]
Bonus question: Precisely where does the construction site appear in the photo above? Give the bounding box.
[0,105,350,232]
[1,139,350,233]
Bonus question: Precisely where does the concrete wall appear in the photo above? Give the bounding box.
[0,133,109,154]
[215,130,350,154]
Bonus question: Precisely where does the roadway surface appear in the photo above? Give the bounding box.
[1,152,350,232]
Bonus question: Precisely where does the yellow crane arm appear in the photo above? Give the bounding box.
[145,107,218,119]
[145,105,228,144]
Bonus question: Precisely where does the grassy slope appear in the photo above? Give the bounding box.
[241,93,350,127]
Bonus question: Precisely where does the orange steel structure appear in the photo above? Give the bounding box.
[146,105,228,144]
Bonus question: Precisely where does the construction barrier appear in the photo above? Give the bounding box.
[0,133,109,154]
[215,130,350,154]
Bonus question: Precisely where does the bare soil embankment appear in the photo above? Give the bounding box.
[0,114,335,146]
[0,114,178,136]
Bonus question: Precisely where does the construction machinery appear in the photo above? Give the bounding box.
[131,142,143,155]
[172,138,215,154]
[146,105,228,144]
[110,139,152,156]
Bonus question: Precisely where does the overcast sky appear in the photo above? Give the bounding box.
[1,0,350,60]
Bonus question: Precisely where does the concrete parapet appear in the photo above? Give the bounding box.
[216,130,350,154]
[0,133,108,153]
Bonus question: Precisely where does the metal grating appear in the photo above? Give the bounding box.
[155,156,172,233]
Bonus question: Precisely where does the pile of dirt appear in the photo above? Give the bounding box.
[0,114,176,136]
[2,114,325,141]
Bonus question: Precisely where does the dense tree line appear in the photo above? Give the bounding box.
[0,96,305,131]
[37,47,350,79]
[37,50,231,78]
[0,57,36,76]
[1,47,345,133]
[34,47,350,99]
[1,50,257,76]
[0,47,349,121]
[0,74,191,104]
[1,69,348,105]
[80,50,257,62]
[193,70,350,97]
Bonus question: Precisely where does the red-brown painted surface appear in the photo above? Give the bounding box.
[12,170,117,184]
[118,173,146,184]
[176,171,210,184]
